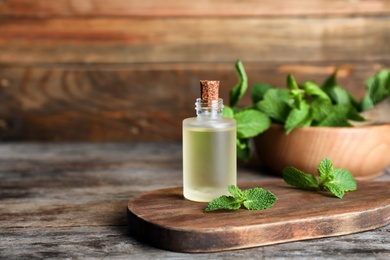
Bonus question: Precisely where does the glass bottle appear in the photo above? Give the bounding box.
[183,80,237,202]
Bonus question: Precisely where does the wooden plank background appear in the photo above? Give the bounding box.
[0,0,389,141]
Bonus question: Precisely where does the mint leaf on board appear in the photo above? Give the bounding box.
[235,109,271,139]
[251,83,272,104]
[317,158,334,184]
[229,60,248,107]
[256,88,290,123]
[243,188,277,210]
[322,168,357,198]
[228,184,244,198]
[204,195,242,211]
[282,167,320,190]
[283,158,357,198]
[322,182,345,199]
[205,185,277,212]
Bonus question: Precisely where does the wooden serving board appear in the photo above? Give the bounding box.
[127,180,390,252]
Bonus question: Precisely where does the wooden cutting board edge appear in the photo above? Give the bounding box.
[127,180,390,253]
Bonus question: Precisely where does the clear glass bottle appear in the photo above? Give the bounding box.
[183,80,237,202]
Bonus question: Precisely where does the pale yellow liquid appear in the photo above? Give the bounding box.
[183,117,236,202]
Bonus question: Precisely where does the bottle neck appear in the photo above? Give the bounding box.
[195,98,224,118]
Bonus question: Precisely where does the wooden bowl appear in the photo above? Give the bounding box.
[254,124,390,179]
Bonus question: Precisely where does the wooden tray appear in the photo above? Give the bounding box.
[127,180,390,252]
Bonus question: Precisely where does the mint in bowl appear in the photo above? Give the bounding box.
[254,123,390,179]
[225,60,390,179]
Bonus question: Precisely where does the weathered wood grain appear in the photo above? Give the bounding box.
[0,143,389,259]
[1,0,390,17]
[0,143,182,228]
[0,17,389,64]
[0,143,265,228]
[0,226,389,259]
[0,1,389,142]
[0,62,387,141]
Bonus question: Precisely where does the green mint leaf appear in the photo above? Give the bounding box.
[316,104,353,127]
[284,102,314,134]
[331,169,358,192]
[282,167,320,190]
[324,87,359,110]
[205,185,277,212]
[323,182,345,199]
[205,195,242,211]
[347,106,365,122]
[243,188,277,210]
[360,69,390,111]
[223,105,234,119]
[229,60,248,107]
[236,138,251,162]
[360,94,375,112]
[256,88,290,123]
[284,158,357,199]
[287,74,305,109]
[321,71,359,108]
[322,70,338,92]
[303,81,331,102]
[316,104,348,126]
[322,168,357,198]
[311,98,333,123]
[315,104,363,127]
[235,109,271,139]
[228,185,245,199]
[251,83,272,104]
[287,73,300,90]
[317,158,334,184]
[330,86,357,106]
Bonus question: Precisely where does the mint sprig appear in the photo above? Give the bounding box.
[282,167,320,191]
[283,158,357,198]
[205,185,277,211]
[229,60,248,107]
[224,60,271,162]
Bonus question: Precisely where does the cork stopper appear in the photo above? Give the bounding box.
[200,80,219,103]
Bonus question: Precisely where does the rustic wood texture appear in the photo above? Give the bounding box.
[0,0,389,141]
[0,17,389,64]
[1,0,390,17]
[0,143,389,258]
[0,63,388,141]
[128,180,390,252]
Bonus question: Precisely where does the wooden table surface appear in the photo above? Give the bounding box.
[0,142,389,259]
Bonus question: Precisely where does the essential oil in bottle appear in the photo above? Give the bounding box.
[182,80,237,202]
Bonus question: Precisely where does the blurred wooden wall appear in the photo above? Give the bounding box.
[0,0,389,141]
